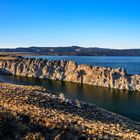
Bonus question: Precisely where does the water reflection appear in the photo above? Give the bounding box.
[0,74,140,122]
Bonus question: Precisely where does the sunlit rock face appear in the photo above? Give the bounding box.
[0,58,140,91]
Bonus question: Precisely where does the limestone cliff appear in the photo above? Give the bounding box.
[0,58,140,91]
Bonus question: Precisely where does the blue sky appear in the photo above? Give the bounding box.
[0,0,140,49]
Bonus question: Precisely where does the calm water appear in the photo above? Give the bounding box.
[0,74,140,122]
[26,56,140,74]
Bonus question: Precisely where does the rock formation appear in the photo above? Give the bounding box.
[0,58,140,91]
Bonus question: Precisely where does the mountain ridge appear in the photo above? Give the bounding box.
[0,46,140,56]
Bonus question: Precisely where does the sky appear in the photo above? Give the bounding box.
[0,0,140,49]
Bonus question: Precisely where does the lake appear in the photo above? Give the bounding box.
[1,56,140,122]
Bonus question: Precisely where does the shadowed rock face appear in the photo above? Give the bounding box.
[0,58,140,91]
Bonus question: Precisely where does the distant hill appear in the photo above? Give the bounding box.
[0,46,140,56]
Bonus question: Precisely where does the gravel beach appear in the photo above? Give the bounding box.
[0,82,140,140]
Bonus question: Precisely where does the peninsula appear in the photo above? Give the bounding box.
[0,56,140,91]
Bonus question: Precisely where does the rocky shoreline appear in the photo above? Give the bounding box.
[0,82,140,140]
[0,57,140,92]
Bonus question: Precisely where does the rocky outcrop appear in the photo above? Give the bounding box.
[0,58,140,91]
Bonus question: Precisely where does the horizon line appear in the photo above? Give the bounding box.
[0,46,140,50]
